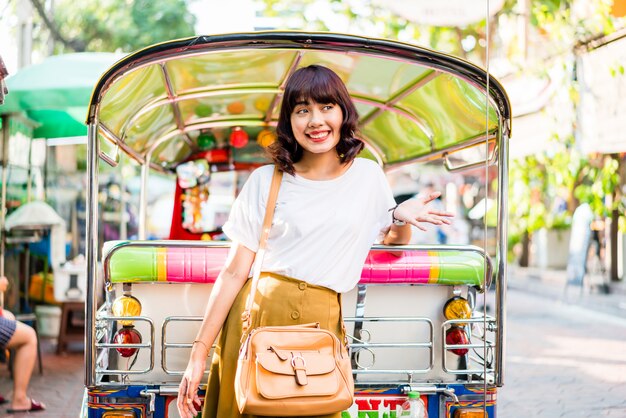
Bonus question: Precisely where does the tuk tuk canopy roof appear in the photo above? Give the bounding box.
[88,32,511,171]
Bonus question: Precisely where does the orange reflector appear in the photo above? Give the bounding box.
[443,296,472,325]
[454,408,486,417]
[102,411,137,418]
[112,295,142,326]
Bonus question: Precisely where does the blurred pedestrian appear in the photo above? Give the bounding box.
[0,276,46,413]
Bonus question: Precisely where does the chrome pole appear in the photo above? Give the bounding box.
[138,158,149,240]
[495,129,509,387]
[0,115,9,308]
[85,123,100,387]
[119,162,127,240]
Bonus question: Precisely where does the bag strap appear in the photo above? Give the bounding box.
[241,166,283,336]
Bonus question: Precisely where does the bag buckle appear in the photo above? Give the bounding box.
[291,354,308,386]
[290,354,306,369]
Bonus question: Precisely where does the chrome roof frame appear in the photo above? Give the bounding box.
[87,32,511,171]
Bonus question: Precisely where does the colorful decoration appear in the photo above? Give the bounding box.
[196,148,229,163]
[194,103,213,117]
[113,326,142,357]
[176,160,209,189]
[256,129,276,148]
[227,101,245,114]
[197,131,216,150]
[254,97,271,112]
[182,184,210,233]
[229,127,249,148]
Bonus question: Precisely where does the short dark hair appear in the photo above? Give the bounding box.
[268,65,363,175]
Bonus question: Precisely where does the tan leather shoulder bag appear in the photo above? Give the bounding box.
[234,167,355,416]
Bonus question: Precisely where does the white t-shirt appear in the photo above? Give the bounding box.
[222,158,396,293]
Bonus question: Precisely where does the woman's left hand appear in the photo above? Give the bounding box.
[393,192,454,230]
[0,276,8,292]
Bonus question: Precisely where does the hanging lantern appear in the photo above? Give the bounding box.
[227,101,245,114]
[257,129,276,148]
[197,131,216,150]
[194,103,213,117]
[254,97,271,112]
[230,127,249,148]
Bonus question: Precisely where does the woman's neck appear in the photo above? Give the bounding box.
[294,152,351,180]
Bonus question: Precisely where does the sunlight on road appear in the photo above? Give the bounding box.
[510,335,626,383]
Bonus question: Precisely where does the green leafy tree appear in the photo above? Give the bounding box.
[30,0,197,52]
[258,0,624,268]
[259,0,488,63]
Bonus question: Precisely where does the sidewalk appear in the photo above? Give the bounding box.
[508,264,626,319]
[0,339,83,417]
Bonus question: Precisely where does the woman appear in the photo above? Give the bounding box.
[0,276,46,413]
[177,65,452,418]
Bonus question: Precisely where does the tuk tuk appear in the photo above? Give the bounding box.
[82,32,511,418]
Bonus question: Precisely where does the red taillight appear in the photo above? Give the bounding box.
[446,326,469,356]
[113,326,142,357]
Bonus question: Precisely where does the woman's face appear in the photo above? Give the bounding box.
[290,98,343,157]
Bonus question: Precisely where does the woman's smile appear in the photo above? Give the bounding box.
[291,99,343,155]
[306,129,332,142]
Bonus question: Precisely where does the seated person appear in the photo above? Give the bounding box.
[0,276,46,413]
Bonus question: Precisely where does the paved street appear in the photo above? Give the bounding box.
[2,281,626,417]
[499,287,626,417]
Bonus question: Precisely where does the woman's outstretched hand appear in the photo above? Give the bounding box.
[177,353,206,418]
[393,192,454,230]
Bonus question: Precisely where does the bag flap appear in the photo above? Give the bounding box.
[248,328,339,355]
[256,352,336,376]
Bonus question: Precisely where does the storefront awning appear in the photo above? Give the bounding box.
[577,35,626,154]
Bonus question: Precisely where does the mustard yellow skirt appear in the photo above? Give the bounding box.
[202,272,345,418]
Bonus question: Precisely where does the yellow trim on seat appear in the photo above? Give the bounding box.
[157,248,167,281]
[428,251,440,284]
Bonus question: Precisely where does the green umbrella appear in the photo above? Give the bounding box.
[1,53,122,138]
